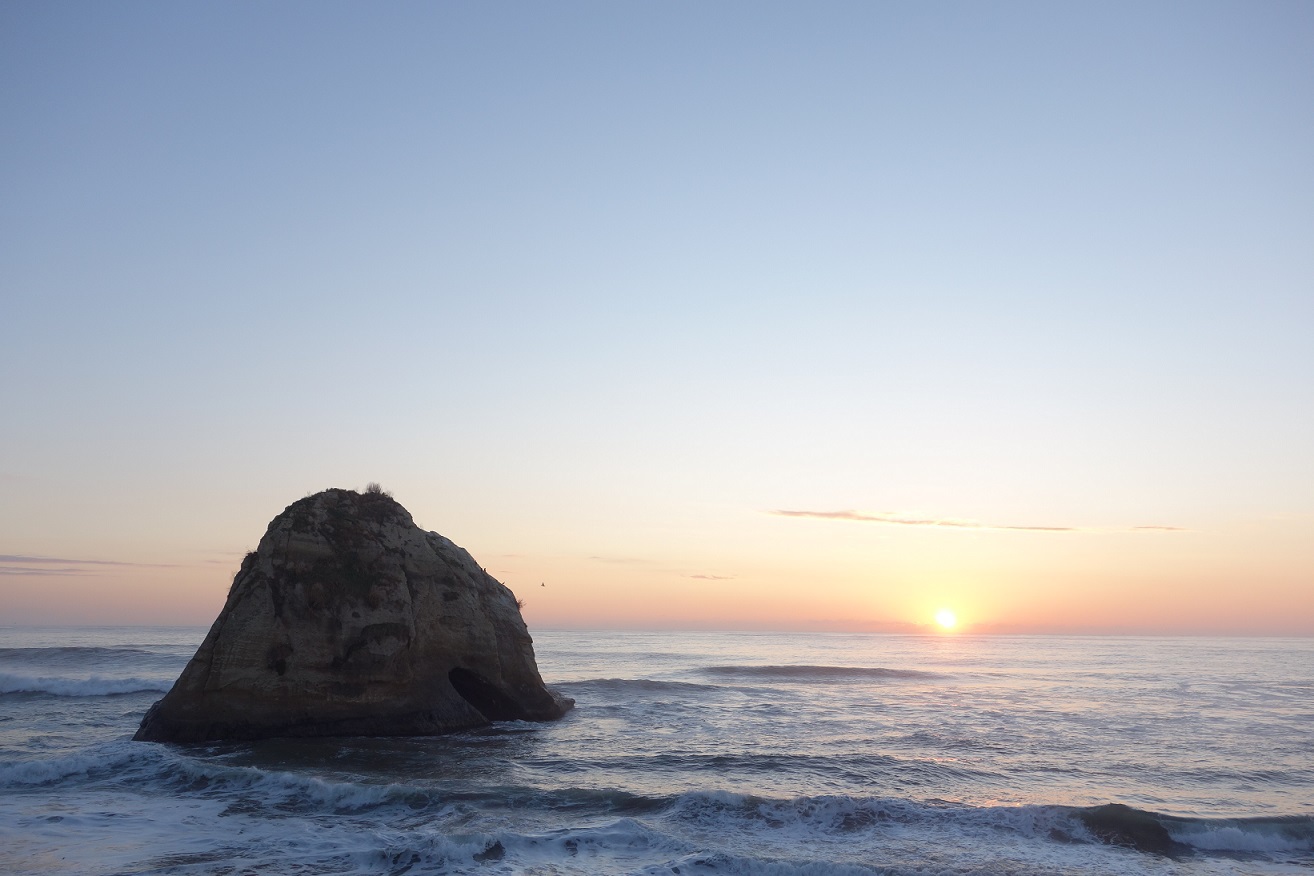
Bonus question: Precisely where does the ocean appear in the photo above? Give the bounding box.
[1,627,1310,875]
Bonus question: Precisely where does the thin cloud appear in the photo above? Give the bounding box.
[769,510,1076,532]
[0,554,139,566]
[0,566,90,576]
[770,510,1184,533]
[0,554,180,571]
[588,555,650,565]
[687,574,735,581]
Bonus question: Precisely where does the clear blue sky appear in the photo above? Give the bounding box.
[2,2,1312,631]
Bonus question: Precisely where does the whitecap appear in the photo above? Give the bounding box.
[0,672,171,697]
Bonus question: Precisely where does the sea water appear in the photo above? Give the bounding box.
[1,627,1310,875]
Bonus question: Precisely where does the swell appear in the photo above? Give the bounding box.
[523,751,1000,787]
[0,646,156,659]
[701,664,944,681]
[666,792,1314,859]
[0,671,172,697]
[555,678,722,694]
[1075,803,1314,857]
[0,646,186,674]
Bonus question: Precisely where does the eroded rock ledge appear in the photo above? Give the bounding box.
[135,488,572,742]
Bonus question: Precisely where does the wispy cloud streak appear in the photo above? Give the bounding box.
[770,510,1184,533]
[0,554,142,566]
[0,554,180,576]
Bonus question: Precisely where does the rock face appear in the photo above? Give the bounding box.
[135,488,572,742]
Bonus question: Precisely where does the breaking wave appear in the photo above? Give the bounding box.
[664,792,1314,859]
[6,741,1310,871]
[0,672,172,697]
[1165,814,1314,854]
[17,741,1305,862]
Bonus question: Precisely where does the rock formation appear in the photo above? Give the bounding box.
[135,488,572,742]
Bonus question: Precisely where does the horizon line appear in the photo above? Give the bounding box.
[0,622,1308,638]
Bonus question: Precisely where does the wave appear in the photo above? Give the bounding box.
[557,678,723,694]
[521,751,999,788]
[0,646,187,677]
[701,665,943,682]
[1165,812,1314,855]
[0,646,155,659]
[351,817,704,876]
[8,742,1309,869]
[409,789,1314,865]
[0,743,153,787]
[0,671,172,697]
[665,792,1314,859]
[1076,803,1314,857]
[226,777,1308,862]
[0,740,437,813]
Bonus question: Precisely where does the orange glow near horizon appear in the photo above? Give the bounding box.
[1,509,1312,634]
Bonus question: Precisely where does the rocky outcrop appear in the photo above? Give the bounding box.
[135,488,572,742]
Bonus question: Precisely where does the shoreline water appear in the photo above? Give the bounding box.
[2,627,1311,874]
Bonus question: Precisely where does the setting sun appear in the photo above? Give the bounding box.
[935,609,958,631]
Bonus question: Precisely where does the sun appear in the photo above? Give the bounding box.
[934,608,958,631]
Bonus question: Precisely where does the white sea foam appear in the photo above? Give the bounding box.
[0,672,171,697]
[635,852,902,875]
[1169,821,1314,854]
[670,790,1079,843]
[0,738,414,817]
[0,752,111,786]
[143,751,452,817]
[0,744,151,787]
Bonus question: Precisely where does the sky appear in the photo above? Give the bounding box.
[2,2,1311,633]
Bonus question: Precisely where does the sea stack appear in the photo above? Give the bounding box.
[135,487,572,742]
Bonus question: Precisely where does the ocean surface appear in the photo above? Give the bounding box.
[1,627,1311,875]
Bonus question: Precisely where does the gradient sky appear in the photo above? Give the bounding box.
[2,2,1311,633]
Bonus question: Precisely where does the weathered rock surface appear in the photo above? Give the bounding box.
[135,488,571,742]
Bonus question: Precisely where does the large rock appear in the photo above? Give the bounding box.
[135,488,572,742]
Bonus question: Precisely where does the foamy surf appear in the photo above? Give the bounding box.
[1164,815,1314,855]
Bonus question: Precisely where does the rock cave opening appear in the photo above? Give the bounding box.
[448,667,523,721]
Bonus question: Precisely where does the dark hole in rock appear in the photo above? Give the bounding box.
[448,667,523,721]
